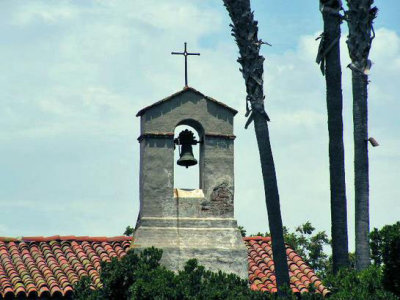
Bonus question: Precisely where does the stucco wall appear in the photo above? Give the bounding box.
[134,88,248,279]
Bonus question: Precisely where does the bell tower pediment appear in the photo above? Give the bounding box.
[137,87,237,137]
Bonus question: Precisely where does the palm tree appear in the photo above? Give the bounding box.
[223,0,290,292]
[345,0,378,270]
[316,0,350,273]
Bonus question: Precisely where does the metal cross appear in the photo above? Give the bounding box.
[171,42,200,87]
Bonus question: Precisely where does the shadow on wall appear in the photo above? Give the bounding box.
[206,100,233,125]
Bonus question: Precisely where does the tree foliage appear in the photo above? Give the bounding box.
[238,225,247,238]
[124,225,135,237]
[285,222,330,276]
[370,221,400,296]
[324,265,397,300]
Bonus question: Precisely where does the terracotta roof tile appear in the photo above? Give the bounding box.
[0,235,329,298]
[0,236,131,298]
[244,236,330,296]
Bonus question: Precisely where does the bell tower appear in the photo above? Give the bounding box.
[134,87,248,278]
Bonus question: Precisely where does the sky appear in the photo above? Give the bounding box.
[0,1,399,252]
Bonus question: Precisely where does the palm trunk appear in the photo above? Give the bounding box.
[253,112,289,290]
[318,1,350,273]
[223,0,290,292]
[352,70,370,270]
[346,0,377,271]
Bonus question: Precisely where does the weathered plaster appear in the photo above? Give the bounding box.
[134,88,248,278]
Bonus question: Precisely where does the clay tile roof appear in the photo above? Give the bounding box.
[244,236,330,297]
[136,86,238,117]
[0,235,329,298]
[0,236,132,299]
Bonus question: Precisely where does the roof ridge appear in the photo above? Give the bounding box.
[243,236,272,242]
[0,236,133,242]
[136,86,237,117]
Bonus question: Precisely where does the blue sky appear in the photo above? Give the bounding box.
[0,1,399,252]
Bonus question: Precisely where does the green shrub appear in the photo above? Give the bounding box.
[370,221,400,296]
[73,247,273,300]
[323,265,397,300]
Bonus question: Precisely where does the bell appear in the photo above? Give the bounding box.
[175,129,198,168]
[177,146,197,168]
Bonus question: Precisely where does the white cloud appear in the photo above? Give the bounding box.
[12,2,79,25]
[274,110,325,128]
[125,1,223,35]
[371,28,400,61]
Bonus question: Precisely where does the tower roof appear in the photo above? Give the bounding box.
[136,86,238,117]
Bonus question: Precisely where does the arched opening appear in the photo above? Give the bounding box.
[173,119,204,190]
